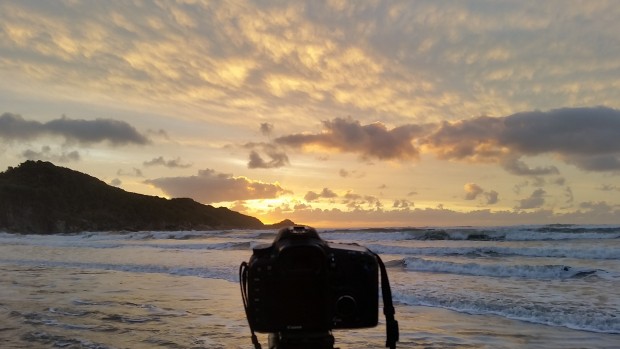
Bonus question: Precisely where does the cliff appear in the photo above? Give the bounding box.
[0,161,293,234]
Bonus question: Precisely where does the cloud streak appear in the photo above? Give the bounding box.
[0,113,149,146]
[2,1,620,128]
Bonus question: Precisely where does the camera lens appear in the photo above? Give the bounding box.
[336,295,357,317]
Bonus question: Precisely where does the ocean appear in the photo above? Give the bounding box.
[0,225,619,348]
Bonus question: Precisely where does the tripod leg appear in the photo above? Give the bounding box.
[268,333,279,349]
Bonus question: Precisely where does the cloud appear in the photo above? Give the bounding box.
[144,156,192,168]
[0,113,149,146]
[267,202,620,228]
[260,123,274,137]
[464,183,484,200]
[248,150,289,169]
[21,145,80,163]
[484,190,499,205]
[243,142,290,169]
[273,107,620,173]
[342,191,382,209]
[392,199,414,209]
[516,188,546,210]
[598,184,620,192]
[424,107,620,172]
[501,107,620,155]
[464,183,499,205]
[578,201,617,215]
[145,169,289,203]
[276,117,427,161]
[2,1,620,131]
[563,187,574,207]
[565,154,620,172]
[339,168,365,178]
[117,168,144,177]
[501,157,559,176]
[304,188,338,202]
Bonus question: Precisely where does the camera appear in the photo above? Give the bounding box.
[243,226,379,332]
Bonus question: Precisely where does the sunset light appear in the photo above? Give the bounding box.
[1,0,620,227]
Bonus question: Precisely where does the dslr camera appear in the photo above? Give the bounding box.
[240,226,399,349]
[242,226,379,333]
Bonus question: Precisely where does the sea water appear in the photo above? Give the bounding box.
[0,225,619,348]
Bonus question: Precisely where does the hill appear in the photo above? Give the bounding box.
[0,161,294,234]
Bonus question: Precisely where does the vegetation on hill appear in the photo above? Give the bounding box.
[0,161,293,234]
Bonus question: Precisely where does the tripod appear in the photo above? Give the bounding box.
[268,331,336,349]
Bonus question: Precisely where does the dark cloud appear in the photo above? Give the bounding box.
[244,142,290,169]
[425,107,620,172]
[144,156,192,168]
[565,154,620,172]
[424,116,505,161]
[21,146,80,163]
[501,107,620,155]
[271,107,620,172]
[501,158,560,176]
[145,169,289,203]
[276,117,426,161]
[248,150,289,169]
[0,113,149,146]
[516,189,546,210]
[260,123,274,137]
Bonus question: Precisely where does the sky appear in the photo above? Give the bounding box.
[1,0,620,228]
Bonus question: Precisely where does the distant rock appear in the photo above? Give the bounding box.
[265,219,296,229]
[0,161,296,234]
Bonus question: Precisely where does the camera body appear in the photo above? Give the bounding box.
[246,226,379,333]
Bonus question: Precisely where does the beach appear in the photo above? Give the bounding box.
[1,225,619,348]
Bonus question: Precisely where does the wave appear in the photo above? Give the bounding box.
[0,233,256,251]
[389,257,602,279]
[395,291,620,334]
[127,241,253,251]
[0,259,238,283]
[366,244,620,260]
[321,224,620,241]
[2,224,619,247]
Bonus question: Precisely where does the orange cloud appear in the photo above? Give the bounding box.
[145,169,290,203]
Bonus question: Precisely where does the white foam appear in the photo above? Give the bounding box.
[401,257,599,279]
